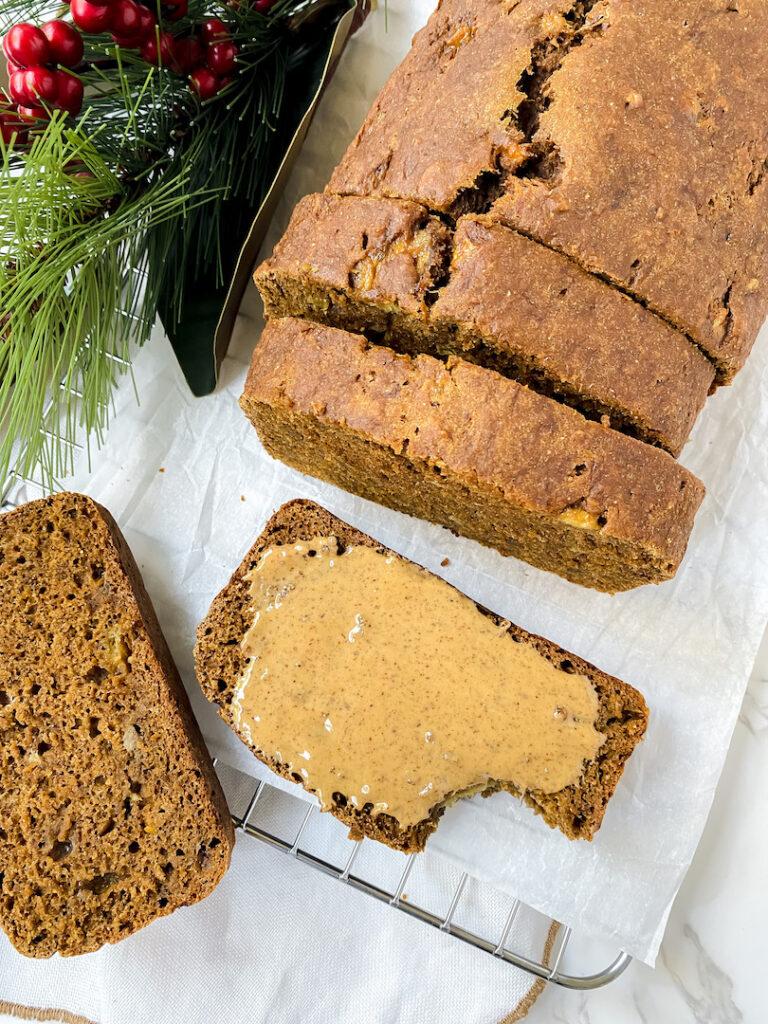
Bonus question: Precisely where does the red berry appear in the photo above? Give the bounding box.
[163,0,188,22]
[17,105,50,122]
[111,32,142,48]
[0,105,27,146]
[1,117,24,146]
[9,70,31,105]
[136,7,156,41]
[189,66,218,100]
[206,41,236,75]
[23,66,59,104]
[54,70,84,115]
[42,21,85,68]
[200,18,227,44]
[6,59,23,75]
[141,29,176,67]
[86,0,114,6]
[111,0,142,39]
[173,35,202,73]
[71,0,113,34]
[218,74,233,91]
[254,0,277,11]
[3,24,52,67]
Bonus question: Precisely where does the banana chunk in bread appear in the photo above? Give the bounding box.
[0,493,234,957]
[195,500,649,852]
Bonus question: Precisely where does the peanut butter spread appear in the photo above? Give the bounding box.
[234,537,606,827]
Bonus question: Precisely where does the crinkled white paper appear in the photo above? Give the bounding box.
[20,1,768,966]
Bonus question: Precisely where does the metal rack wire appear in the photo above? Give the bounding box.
[0,364,633,993]
[212,759,631,990]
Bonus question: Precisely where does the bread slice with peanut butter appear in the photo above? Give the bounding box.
[195,499,648,853]
[0,493,234,957]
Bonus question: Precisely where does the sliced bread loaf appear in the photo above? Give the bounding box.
[195,499,649,852]
[328,0,768,380]
[239,318,705,593]
[0,493,234,957]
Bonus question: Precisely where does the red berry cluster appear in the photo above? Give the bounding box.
[2,20,85,132]
[188,18,239,99]
[70,0,186,50]
[0,1,263,145]
[67,0,239,100]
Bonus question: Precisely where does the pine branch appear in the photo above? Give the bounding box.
[0,0,356,490]
[0,114,211,485]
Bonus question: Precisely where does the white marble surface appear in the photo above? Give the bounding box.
[528,624,768,1022]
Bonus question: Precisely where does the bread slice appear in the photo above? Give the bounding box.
[195,499,649,852]
[254,194,714,456]
[239,318,705,593]
[0,493,234,957]
[255,192,452,334]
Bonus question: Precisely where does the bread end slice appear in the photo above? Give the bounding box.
[195,499,648,852]
[0,493,234,957]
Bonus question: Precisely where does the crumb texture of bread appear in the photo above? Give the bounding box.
[0,493,234,958]
[240,318,704,593]
[195,499,649,852]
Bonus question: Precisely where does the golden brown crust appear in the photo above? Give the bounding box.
[432,216,714,455]
[328,0,578,216]
[194,499,649,851]
[490,0,768,380]
[256,192,452,326]
[240,318,704,593]
[0,493,233,957]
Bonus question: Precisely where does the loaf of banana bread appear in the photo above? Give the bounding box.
[0,493,234,957]
[195,500,649,851]
[240,318,705,593]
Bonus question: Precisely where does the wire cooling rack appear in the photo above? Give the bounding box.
[0,370,632,992]
[210,759,632,990]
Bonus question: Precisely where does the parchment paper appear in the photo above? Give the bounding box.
[22,1,768,966]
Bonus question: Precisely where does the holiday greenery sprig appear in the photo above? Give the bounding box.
[0,0,342,489]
